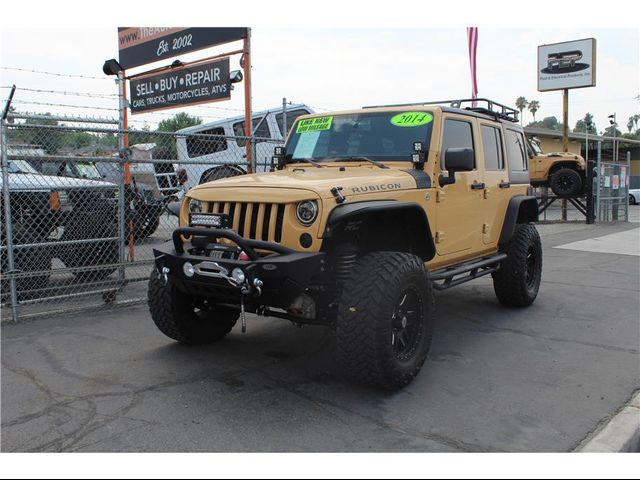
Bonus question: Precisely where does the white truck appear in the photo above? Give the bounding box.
[175,104,313,189]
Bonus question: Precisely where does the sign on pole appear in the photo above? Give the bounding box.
[118,27,248,70]
[537,38,597,92]
[129,58,231,114]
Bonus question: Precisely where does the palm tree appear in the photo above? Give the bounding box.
[528,100,540,122]
[515,97,528,126]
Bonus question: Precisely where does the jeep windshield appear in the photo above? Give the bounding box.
[284,111,434,164]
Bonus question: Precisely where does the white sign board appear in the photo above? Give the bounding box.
[538,38,596,92]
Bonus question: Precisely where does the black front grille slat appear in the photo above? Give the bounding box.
[229,203,236,227]
[237,203,248,236]
[275,205,285,243]
[262,204,272,241]
[249,203,259,239]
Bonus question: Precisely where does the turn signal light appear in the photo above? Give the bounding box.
[50,191,60,211]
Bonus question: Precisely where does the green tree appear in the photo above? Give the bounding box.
[528,100,540,122]
[157,112,202,133]
[10,113,64,154]
[574,113,597,134]
[153,112,202,159]
[515,96,528,125]
[602,125,622,137]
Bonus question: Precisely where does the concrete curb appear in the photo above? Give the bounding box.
[577,391,640,452]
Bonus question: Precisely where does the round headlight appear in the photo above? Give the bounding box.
[296,200,318,225]
[189,198,203,213]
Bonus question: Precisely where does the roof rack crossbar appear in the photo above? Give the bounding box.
[363,98,519,123]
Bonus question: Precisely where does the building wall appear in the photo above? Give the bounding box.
[536,137,582,155]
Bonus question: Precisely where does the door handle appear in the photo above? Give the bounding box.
[499,181,511,188]
[471,182,485,190]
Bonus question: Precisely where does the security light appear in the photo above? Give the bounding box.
[102,59,123,76]
[230,70,243,83]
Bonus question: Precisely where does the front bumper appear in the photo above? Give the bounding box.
[152,227,325,308]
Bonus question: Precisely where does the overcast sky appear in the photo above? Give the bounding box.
[1,4,638,135]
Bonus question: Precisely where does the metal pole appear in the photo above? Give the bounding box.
[625,151,630,222]
[282,97,287,138]
[117,73,127,286]
[243,30,253,173]
[562,89,569,153]
[596,141,602,222]
[1,118,19,323]
[585,159,595,225]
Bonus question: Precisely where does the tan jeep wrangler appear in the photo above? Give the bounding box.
[148,98,541,390]
[527,136,586,197]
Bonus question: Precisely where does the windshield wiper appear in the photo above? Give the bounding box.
[286,157,324,168]
[329,156,389,169]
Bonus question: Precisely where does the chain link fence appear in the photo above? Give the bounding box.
[533,139,633,223]
[1,112,282,322]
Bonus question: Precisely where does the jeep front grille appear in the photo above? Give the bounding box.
[204,201,287,243]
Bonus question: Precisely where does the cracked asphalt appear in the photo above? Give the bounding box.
[2,221,639,452]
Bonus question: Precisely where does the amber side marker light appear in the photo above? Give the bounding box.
[50,191,60,211]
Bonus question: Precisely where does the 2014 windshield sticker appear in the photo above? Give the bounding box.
[390,112,434,127]
[296,116,333,133]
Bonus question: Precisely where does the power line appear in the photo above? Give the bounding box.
[1,86,118,99]
[12,100,119,111]
[1,67,108,81]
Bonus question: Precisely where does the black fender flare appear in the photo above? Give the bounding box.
[199,164,246,184]
[499,195,539,247]
[324,200,436,261]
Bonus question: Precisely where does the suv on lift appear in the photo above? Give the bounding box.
[527,136,586,197]
[148,98,541,390]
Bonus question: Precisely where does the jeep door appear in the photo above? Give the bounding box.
[478,122,511,246]
[435,115,484,256]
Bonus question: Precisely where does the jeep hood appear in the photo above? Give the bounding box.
[189,165,420,201]
[536,152,583,160]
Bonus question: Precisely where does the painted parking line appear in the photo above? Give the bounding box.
[554,228,640,257]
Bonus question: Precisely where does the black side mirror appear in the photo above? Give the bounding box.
[439,147,474,187]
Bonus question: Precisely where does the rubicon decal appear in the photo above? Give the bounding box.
[351,183,403,194]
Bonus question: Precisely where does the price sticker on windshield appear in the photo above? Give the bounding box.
[390,112,434,127]
[296,116,333,133]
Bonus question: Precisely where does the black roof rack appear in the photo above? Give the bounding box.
[363,98,519,123]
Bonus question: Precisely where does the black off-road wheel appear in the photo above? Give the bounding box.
[549,167,583,197]
[147,269,239,345]
[492,224,542,307]
[336,252,435,391]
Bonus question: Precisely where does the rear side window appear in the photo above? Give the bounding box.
[233,116,271,146]
[481,125,504,170]
[186,127,227,158]
[505,129,527,171]
[275,109,311,136]
[441,119,475,168]
[505,128,530,184]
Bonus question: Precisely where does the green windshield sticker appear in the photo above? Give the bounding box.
[390,112,434,127]
[296,116,333,133]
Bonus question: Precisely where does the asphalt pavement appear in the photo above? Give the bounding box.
[1,220,639,452]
